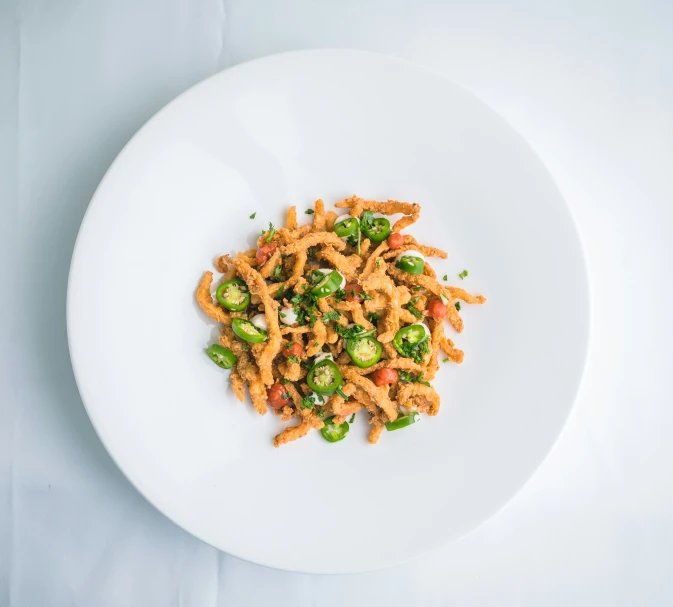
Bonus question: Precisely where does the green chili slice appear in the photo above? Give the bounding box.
[395,255,425,275]
[206,344,237,369]
[345,336,383,368]
[307,359,343,395]
[310,269,342,299]
[385,412,420,431]
[216,279,251,311]
[320,416,350,442]
[393,325,428,357]
[333,217,359,239]
[360,211,391,243]
[231,318,268,343]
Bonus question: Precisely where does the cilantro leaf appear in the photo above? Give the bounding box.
[368,312,380,323]
[334,288,347,303]
[250,212,257,219]
[459,269,468,280]
[335,324,366,340]
[322,310,341,322]
[265,223,276,243]
[455,301,461,311]
[305,209,315,215]
[287,355,300,364]
[442,274,448,281]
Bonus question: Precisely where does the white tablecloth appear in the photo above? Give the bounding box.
[2,1,672,605]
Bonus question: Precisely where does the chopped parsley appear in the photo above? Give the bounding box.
[301,396,315,409]
[290,291,319,327]
[317,410,326,418]
[334,288,347,303]
[407,296,423,319]
[265,223,276,243]
[360,292,373,300]
[442,274,448,281]
[396,336,429,364]
[360,210,375,233]
[412,286,423,291]
[368,312,380,323]
[455,301,461,311]
[287,355,300,364]
[249,212,257,219]
[313,342,319,348]
[322,310,341,322]
[305,208,315,215]
[281,392,290,400]
[281,378,291,384]
[275,284,285,297]
[398,370,431,387]
[443,358,449,363]
[335,323,366,340]
[346,234,359,248]
[375,258,382,268]
[307,246,317,262]
[271,264,282,281]
[459,269,468,280]
[348,414,355,423]
[336,386,348,400]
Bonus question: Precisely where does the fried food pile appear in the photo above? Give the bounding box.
[196,196,486,447]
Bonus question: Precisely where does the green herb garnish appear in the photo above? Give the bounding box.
[287,355,300,364]
[348,414,355,423]
[322,310,341,322]
[250,212,257,219]
[265,223,276,243]
[459,269,468,280]
[305,209,315,215]
[442,274,447,281]
[336,386,348,400]
[455,301,461,311]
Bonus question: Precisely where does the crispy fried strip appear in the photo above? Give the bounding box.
[335,197,420,218]
[440,334,464,364]
[196,272,230,323]
[378,287,400,343]
[317,247,362,281]
[286,205,298,230]
[351,357,426,376]
[360,241,389,280]
[219,327,246,357]
[360,238,372,257]
[283,359,303,382]
[368,421,384,444]
[339,366,397,421]
[273,417,324,447]
[279,231,345,255]
[280,405,294,422]
[363,293,388,313]
[281,326,310,334]
[325,210,337,231]
[306,319,327,357]
[388,265,464,332]
[334,402,363,425]
[259,249,281,278]
[312,199,326,231]
[397,383,441,416]
[447,287,487,304]
[237,353,267,415]
[423,262,437,279]
[226,256,282,384]
[392,208,420,231]
[230,369,245,402]
[328,383,357,415]
[326,324,339,344]
[283,382,305,409]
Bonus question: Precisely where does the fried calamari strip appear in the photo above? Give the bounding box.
[280,406,294,422]
[368,421,384,444]
[312,199,326,231]
[226,256,282,384]
[351,357,426,376]
[328,383,356,416]
[286,205,298,230]
[335,196,419,219]
[230,369,245,402]
[446,287,487,305]
[273,417,324,447]
[306,319,327,357]
[397,383,441,416]
[333,402,363,425]
[281,325,310,334]
[378,286,400,343]
[196,271,229,323]
[340,366,397,421]
[317,247,362,281]
[237,353,267,415]
[259,249,281,278]
[279,231,345,255]
[325,210,337,231]
[360,241,389,279]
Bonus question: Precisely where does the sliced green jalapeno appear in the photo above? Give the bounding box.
[333,217,359,239]
[206,344,237,369]
[395,254,425,275]
[385,412,420,431]
[216,279,250,311]
[231,318,268,343]
[393,324,428,357]
[360,211,391,243]
[310,269,343,299]
[345,336,382,368]
[307,359,343,395]
[320,416,350,442]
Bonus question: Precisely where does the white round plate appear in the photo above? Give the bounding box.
[68,50,589,574]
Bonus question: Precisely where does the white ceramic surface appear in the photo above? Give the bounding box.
[67,50,589,574]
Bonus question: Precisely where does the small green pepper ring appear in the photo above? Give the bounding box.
[310,269,343,299]
[361,217,391,243]
[206,344,237,369]
[216,278,251,311]
[307,359,343,395]
[385,412,420,431]
[231,318,268,343]
[345,336,383,368]
[333,217,359,239]
[395,255,425,275]
[393,324,428,357]
[320,416,350,442]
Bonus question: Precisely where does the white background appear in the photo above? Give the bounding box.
[1,0,672,605]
